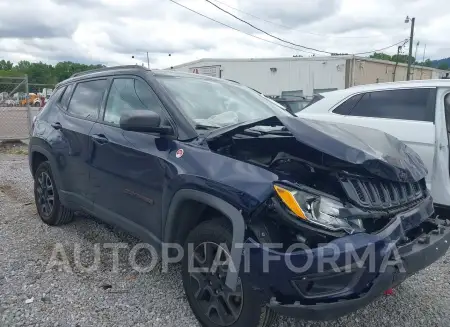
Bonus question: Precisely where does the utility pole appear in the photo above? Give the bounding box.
[146,52,150,69]
[405,16,415,81]
[393,45,402,81]
[420,44,426,79]
[412,41,419,78]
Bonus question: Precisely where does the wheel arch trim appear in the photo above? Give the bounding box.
[164,189,245,290]
[29,144,64,193]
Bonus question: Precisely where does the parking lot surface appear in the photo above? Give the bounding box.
[1,152,449,327]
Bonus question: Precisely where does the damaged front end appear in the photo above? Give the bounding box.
[204,115,450,319]
[205,115,430,242]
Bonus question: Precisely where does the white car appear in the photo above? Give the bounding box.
[297,79,450,214]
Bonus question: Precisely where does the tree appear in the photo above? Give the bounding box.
[0,60,13,70]
[370,52,392,61]
[391,54,413,64]
[420,59,433,67]
[438,62,449,70]
[0,59,106,93]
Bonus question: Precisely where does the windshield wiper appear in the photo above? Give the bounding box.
[248,126,289,134]
[194,124,221,130]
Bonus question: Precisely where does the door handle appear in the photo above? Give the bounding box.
[51,122,62,130]
[91,133,109,145]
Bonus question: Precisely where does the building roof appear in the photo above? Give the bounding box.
[169,56,447,73]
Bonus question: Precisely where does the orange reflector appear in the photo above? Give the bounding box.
[274,185,307,220]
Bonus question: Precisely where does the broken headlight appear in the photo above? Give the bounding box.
[273,184,364,234]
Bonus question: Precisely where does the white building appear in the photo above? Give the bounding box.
[168,56,449,97]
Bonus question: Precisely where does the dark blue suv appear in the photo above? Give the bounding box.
[29,66,450,327]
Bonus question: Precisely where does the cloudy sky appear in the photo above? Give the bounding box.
[0,0,448,68]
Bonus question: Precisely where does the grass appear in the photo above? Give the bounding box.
[0,140,28,155]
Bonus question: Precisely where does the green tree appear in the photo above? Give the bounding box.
[438,62,449,70]
[0,60,13,70]
[369,52,392,61]
[391,54,413,64]
[420,59,433,67]
[0,59,106,92]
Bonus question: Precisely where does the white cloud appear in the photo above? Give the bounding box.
[0,0,448,69]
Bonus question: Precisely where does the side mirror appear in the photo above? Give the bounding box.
[119,110,173,134]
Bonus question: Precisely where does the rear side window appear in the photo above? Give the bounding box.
[60,83,75,109]
[68,80,108,119]
[333,94,363,115]
[347,88,434,122]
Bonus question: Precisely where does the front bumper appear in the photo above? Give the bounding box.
[267,219,450,320]
[245,196,450,320]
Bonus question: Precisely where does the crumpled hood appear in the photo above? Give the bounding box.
[206,115,427,182]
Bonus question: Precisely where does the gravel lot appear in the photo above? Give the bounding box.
[1,150,450,327]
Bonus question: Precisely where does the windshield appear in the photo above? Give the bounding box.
[155,74,291,128]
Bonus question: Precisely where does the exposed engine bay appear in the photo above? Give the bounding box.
[210,133,345,199]
[205,116,431,245]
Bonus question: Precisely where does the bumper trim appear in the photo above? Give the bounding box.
[268,219,450,321]
[268,267,394,321]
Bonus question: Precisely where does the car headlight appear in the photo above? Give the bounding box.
[273,184,364,234]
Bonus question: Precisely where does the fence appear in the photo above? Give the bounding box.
[0,76,48,141]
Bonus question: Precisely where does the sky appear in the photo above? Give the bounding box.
[0,0,449,69]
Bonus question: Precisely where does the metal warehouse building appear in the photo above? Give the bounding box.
[169,56,449,97]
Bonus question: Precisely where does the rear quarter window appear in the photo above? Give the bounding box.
[60,83,75,109]
[333,94,363,115]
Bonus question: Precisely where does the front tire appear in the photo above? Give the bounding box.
[34,161,74,225]
[182,219,277,327]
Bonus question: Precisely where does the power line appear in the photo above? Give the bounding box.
[204,0,333,54]
[166,0,316,55]
[168,0,407,56]
[205,0,407,55]
[351,39,409,55]
[208,0,392,39]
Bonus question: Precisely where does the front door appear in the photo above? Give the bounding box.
[89,77,172,245]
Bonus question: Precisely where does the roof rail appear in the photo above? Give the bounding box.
[225,79,240,84]
[70,65,148,78]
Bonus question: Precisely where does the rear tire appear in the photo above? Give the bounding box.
[182,219,277,327]
[34,161,74,226]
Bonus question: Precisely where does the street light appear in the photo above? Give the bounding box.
[131,53,150,69]
[405,16,415,81]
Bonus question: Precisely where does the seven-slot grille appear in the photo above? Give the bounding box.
[340,176,427,210]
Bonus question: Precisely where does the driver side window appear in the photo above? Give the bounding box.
[104,78,163,125]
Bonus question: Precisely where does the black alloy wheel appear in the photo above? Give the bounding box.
[33,161,74,226]
[188,241,244,326]
[36,171,55,217]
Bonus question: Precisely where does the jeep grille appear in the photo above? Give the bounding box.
[339,176,427,210]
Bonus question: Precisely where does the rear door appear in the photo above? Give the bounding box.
[335,88,436,188]
[89,76,172,245]
[46,79,108,209]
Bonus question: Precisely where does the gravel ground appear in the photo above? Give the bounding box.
[1,152,450,327]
